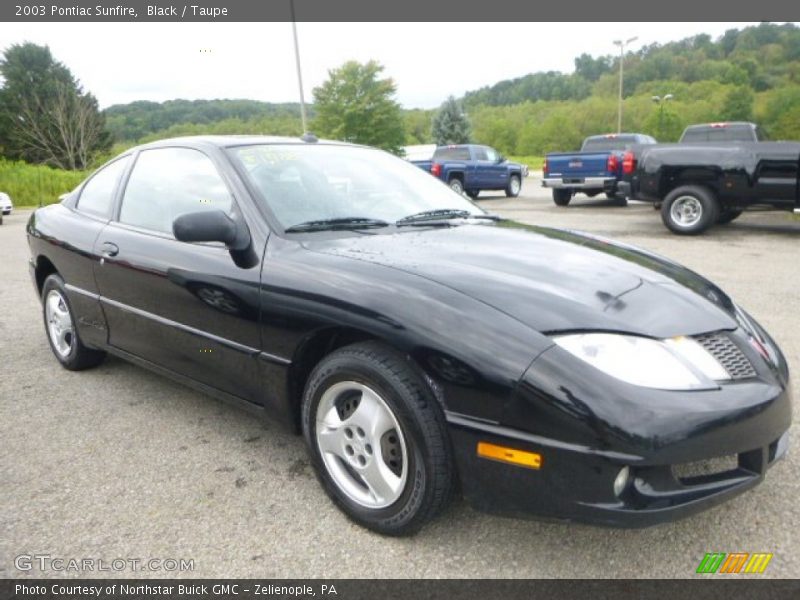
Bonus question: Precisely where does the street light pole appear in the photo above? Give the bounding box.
[651,93,674,140]
[613,36,638,134]
[290,0,308,134]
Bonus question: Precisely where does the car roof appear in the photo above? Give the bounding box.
[134,134,353,151]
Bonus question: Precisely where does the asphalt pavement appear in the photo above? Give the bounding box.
[1,184,798,578]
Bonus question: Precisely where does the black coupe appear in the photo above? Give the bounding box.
[27,136,791,535]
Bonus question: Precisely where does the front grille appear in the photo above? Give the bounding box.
[672,454,739,482]
[694,332,757,380]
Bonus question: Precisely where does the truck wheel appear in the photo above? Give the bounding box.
[465,190,479,199]
[505,175,521,197]
[552,189,572,206]
[717,209,743,225]
[661,185,719,235]
[448,178,464,195]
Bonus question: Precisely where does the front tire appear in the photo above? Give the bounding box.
[465,189,479,199]
[505,175,521,197]
[661,185,719,235]
[552,189,572,206]
[42,274,106,370]
[302,342,454,536]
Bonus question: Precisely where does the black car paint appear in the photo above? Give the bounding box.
[27,137,792,526]
[624,141,800,210]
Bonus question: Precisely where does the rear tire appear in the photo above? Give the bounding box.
[505,175,521,197]
[301,342,454,536]
[717,209,743,225]
[661,185,719,235]
[42,274,106,370]
[448,177,464,195]
[552,189,572,206]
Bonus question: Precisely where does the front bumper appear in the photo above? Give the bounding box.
[542,177,617,192]
[447,412,789,527]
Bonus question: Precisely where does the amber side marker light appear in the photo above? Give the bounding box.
[477,442,542,469]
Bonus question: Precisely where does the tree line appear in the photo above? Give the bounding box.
[2,21,800,174]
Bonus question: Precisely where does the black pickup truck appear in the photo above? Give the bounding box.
[620,141,800,235]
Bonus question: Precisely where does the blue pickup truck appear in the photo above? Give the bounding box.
[542,133,656,206]
[411,144,524,198]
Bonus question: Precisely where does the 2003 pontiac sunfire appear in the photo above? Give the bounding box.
[27,136,791,535]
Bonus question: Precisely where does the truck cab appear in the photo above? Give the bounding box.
[411,144,524,198]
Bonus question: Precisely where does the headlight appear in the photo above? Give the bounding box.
[554,333,729,390]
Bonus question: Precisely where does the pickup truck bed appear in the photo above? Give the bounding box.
[542,133,656,206]
[623,141,800,235]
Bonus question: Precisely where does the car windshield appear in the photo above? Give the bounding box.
[227,143,484,231]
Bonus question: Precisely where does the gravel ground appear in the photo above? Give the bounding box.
[1,185,797,578]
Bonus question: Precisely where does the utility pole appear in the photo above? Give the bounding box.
[290,0,308,134]
[613,37,638,134]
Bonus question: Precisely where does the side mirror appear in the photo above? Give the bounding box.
[173,210,251,251]
[496,155,506,163]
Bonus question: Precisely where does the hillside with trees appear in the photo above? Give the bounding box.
[3,23,800,205]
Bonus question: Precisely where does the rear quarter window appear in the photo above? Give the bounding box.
[76,156,130,218]
[433,147,471,161]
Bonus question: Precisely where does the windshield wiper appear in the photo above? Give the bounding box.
[285,217,390,233]
[396,208,501,226]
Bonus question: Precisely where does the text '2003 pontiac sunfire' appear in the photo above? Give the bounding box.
[27,136,791,535]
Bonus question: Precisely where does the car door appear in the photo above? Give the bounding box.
[484,146,509,189]
[47,155,132,350]
[92,145,266,405]
[471,146,492,189]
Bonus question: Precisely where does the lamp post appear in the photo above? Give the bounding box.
[613,36,638,134]
[651,93,674,140]
[290,0,308,134]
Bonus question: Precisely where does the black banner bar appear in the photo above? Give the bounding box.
[3,580,800,600]
[1,0,799,22]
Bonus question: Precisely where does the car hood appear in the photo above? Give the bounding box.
[302,222,739,338]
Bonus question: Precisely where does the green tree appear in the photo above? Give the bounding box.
[431,96,471,145]
[311,60,405,154]
[719,86,754,121]
[0,42,110,169]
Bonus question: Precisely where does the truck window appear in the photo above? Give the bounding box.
[472,147,489,161]
[680,128,707,143]
[433,146,472,161]
[581,136,638,152]
[485,147,500,161]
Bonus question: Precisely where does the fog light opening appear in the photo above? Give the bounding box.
[613,466,631,497]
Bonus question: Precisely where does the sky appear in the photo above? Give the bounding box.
[0,22,771,109]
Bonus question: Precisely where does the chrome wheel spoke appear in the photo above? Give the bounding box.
[317,425,343,456]
[360,459,401,504]
[348,387,394,440]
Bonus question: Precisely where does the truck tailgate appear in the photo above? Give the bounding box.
[547,152,612,179]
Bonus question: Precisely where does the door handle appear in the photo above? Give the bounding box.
[101,242,119,257]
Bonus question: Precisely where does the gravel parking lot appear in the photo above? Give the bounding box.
[1,181,798,578]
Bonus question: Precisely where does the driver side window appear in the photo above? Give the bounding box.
[485,147,499,162]
[119,147,233,234]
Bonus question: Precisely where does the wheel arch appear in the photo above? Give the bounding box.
[287,326,381,431]
[658,166,722,199]
[34,255,59,296]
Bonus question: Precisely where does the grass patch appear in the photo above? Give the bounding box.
[508,155,545,171]
[0,159,88,207]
